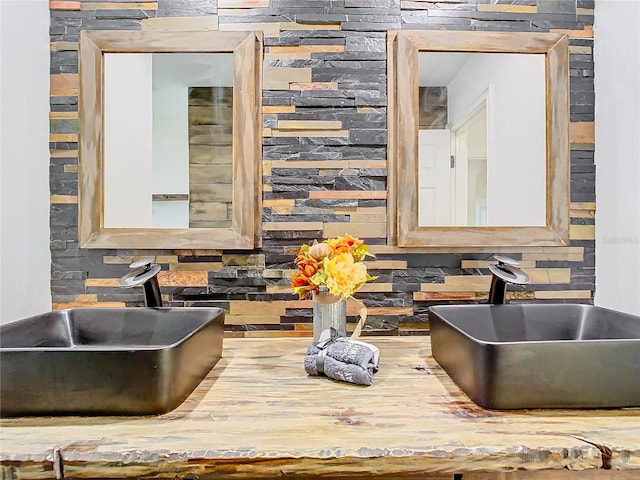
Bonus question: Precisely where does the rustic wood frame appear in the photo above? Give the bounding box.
[388,31,570,247]
[79,30,262,249]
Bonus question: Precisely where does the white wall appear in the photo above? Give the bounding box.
[594,0,640,315]
[151,55,190,197]
[104,53,154,228]
[150,78,190,227]
[151,55,190,228]
[0,0,52,323]
[448,53,547,226]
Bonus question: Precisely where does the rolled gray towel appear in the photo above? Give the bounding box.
[304,334,380,386]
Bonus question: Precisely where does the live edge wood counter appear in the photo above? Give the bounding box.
[1,338,639,480]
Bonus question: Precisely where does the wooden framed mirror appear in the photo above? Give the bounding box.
[79,30,262,249]
[388,31,570,247]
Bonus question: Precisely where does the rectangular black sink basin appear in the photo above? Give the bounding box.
[0,307,224,417]
[428,304,640,410]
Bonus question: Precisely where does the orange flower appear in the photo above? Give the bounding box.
[291,272,318,299]
[327,233,364,255]
[294,253,320,277]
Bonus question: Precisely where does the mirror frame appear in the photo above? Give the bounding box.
[388,31,570,247]
[79,30,262,249]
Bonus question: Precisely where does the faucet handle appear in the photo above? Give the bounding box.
[129,257,156,270]
[489,256,530,286]
[487,255,529,304]
[493,255,520,267]
[119,258,163,307]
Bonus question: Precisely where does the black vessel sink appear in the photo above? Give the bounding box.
[429,304,640,410]
[0,307,225,416]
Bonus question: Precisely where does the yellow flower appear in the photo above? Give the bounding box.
[323,253,368,298]
[291,234,377,299]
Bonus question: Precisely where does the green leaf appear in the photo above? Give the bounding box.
[310,270,327,285]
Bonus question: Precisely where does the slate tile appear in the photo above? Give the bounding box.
[538,0,576,15]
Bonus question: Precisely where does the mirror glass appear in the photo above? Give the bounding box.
[103,53,234,229]
[417,52,546,227]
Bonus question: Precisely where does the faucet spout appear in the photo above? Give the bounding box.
[119,258,163,307]
[487,255,530,304]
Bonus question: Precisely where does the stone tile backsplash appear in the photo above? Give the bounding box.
[49,0,596,336]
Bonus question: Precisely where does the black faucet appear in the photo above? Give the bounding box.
[118,258,163,307]
[487,255,530,304]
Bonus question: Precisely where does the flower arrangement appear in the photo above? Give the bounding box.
[291,233,377,299]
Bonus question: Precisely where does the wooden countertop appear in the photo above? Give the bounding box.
[1,337,639,479]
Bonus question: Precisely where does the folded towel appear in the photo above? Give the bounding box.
[304,329,380,386]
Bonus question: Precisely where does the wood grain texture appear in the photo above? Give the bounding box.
[400,31,565,54]
[50,73,78,96]
[49,1,80,10]
[386,31,398,246]
[78,32,104,248]
[467,471,640,480]
[188,87,233,228]
[78,30,262,249]
[1,338,638,479]
[477,4,537,14]
[545,34,571,246]
[142,15,219,31]
[87,30,251,52]
[569,121,595,144]
[392,31,570,248]
[81,2,157,10]
[550,26,593,39]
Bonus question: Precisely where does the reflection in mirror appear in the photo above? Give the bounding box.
[103,53,234,229]
[417,52,546,227]
[389,31,570,247]
[188,86,233,228]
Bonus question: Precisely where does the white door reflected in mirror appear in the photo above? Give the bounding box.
[103,53,234,229]
[417,52,547,227]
